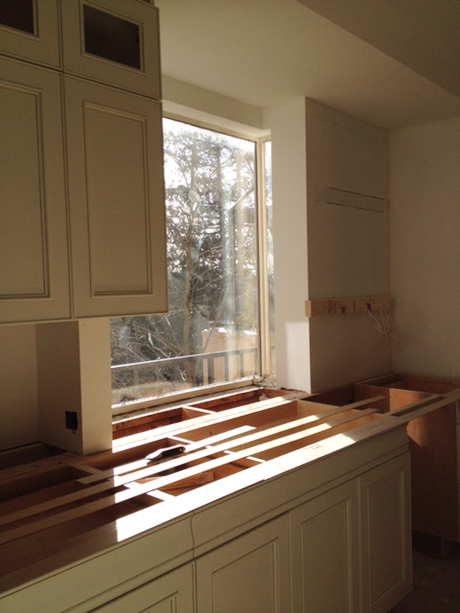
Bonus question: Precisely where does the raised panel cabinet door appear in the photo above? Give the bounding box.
[91,564,194,613]
[64,76,167,318]
[0,0,60,67]
[290,480,361,613]
[61,0,161,99]
[196,515,290,613]
[359,452,412,613]
[0,57,70,323]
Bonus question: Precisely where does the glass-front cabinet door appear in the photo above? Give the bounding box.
[61,0,161,99]
[0,0,60,67]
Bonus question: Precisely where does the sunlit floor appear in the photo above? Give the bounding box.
[390,545,460,612]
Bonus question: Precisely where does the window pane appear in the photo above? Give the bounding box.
[83,5,141,70]
[0,0,35,34]
[111,119,259,406]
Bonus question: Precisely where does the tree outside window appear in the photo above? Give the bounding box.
[111,119,272,406]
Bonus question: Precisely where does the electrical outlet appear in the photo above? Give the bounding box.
[65,411,79,432]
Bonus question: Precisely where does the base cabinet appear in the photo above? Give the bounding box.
[0,421,411,613]
[93,564,194,613]
[196,515,290,613]
[360,453,412,613]
[290,481,360,613]
[194,454,410,613]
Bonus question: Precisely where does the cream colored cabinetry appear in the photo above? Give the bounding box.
[65,77,166,317]
[0,0,166,323]
[93,564,194,613]
[0,0,60,67]
[360,453,412,613]
[0,395,414,612]
[61,0,161,98]
[0,56,71,323]
[196,515,290,613]
[193,458,410,613]
[290,453,411,613]
[290,480,361,613]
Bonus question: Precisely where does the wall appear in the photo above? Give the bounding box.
[0,319,112,454]
[0,85,413,451]
[0,325,38,449]
[390,118,460,378]
[268,99,311,392]
[305,100,391,392]
[269,98,391,393]
[36,319,112,455]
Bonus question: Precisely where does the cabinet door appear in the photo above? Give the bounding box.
[0,0,60,67]
[359,452,412,613]
[0,57,70,323]
[64,76,167,318]
[92,564,194,613]
[290,480,361,613]
[61,0,161,99]
[196,515,290,613]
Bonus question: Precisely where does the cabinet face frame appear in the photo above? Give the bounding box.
[61,0,161,99]
[0,57,71,323]
[0,0,60,68]
[64,76,167,318]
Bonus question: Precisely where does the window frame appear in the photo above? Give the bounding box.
[111,113,273,416]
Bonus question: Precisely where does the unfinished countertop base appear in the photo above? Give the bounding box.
[1,383,458,612]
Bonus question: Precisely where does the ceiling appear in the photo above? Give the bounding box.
[155,0,460,129]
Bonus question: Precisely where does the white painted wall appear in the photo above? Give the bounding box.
[0,325,39,449]
[267,99,311,392]
[269,99,391,392]
[390,118,460,379]
[0,319,112,454]
[36,319,112,455]
[305,100,392,391]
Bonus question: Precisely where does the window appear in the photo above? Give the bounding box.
[110,118,273,410]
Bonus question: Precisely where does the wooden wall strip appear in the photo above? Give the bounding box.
[305,296,390,317]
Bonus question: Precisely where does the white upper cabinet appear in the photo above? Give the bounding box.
[0,57,70,323]
[0,1,166,323]
[65,77,167,318]
[61,0,161,99]
[0,0,60,68]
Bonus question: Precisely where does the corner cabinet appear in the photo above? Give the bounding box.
[0,0,167,324]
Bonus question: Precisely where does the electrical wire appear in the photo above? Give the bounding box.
[367,307,398,348]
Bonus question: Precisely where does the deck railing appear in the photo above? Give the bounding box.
[111,347,259,403]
